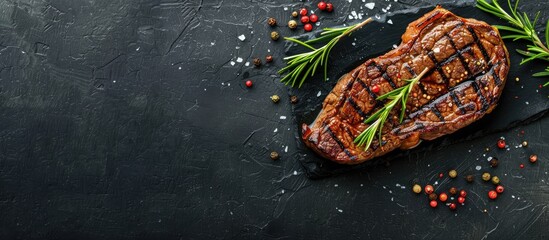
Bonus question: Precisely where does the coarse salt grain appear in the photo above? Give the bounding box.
[238,34,246,41]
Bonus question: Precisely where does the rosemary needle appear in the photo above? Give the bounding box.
[279,18,373,88]
[476,0,549,86]
[354,67,429,151]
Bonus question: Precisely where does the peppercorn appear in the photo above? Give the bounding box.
[429,200,438,208]
[460,190,467,198]
[299,8,308,16]
[488,190,498,200]
[301,15,309,24]
[522,141,528,147]
[245,80,253,88]
[465,174,474,183]
[270,31,280,41]
[497,139,506,149]
[449,203,457,210]
[290,95,298,104]
[482,172,491,181]
[448,169,458,179]
[371,85,380,94]
[412,184,422,194]
[265,55,273,63]
[270,95,280,103]
[496,185,504,193]
[489,157,499,167]
[318,1,327,11]
[304,23,313,32]
[424,185,434,195]
[529,154,538,163]
[491,176,500,185]
[439,193,448,202]
[429,193,438,201]
[309,14,318,23]
[520,163,524,168]
[270,151,279,160]
[291,11,298,18]
[253,58,262,67]
[458,196,465,204]
[326,3,334,12]
[267,17,277,27]
[288,20,298,30]
[449,187,458,195]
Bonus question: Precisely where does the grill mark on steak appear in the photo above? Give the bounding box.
[325,126,356,160]
[347,97,369,119]
[466,25,491,62]
[449,91,466,114]
[382,72,398,89]
[302,7,509,164]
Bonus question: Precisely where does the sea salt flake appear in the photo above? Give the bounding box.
[285,146,288,152]
[365,2,375,9]
[387,19,393,24]
[236,57,243,63]
[317,91,322,97]
[279,116,287,120]
[433,47,440,53]
[238,34,246,41]
[274,128,278,133]
[476,165,482,171]
[230,61,235,66]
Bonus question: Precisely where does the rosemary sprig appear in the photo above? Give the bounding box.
[354,68,429,151]
[278,18,373,88]
[476,0,549,86]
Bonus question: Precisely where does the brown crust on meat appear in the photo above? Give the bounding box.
[301,6,510,164]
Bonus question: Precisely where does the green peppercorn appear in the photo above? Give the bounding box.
[270,151,279,160]
[482,172,491,181]
[267,17,277,27]
[270,95,280,103]
[465,174,474,183]
[449,187,458,195]
[288,20,297,29]
[491,176,500,185]
[270,31,280,41]
[448,169,458,179]
[429,193,438,201]
[489,157,499,167]
[412,184,422,194]
[291,11,298,18]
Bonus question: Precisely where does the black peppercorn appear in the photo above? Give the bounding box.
[270,151,279,160]
[489,157,499,167]
[428,193,438,201]
[267,17,277,27]
[253,58,261,67]
[265,55,273,63]
[449,187,458,195]
[290,95,298,104]
[465,174,474,183]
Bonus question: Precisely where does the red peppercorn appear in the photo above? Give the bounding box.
[309,14,318,23]
[520,163,524,169]
[326,3,334,12]
[459,190,467,198]
[245,80,253,88]
[318,1,327,11]
[299,8,308,16]
[449,203,457,210]
[371,85,380,93]
[304,23,313,32]
[301,15,309,24]
[496,185,504,193]
[439,173,443,178]
[429,200,438,208]
[458,196,465,204]
[488,190,498,199]
[424,185,434,195]
[497,139,506,149]
[439,193,448,202]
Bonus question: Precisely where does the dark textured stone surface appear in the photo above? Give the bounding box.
[0,0,548,239]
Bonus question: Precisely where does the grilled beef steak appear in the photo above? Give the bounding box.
[301,6,510,164]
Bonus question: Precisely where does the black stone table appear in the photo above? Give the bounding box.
[0,0,548,239]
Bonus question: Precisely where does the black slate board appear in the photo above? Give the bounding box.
[290,4,549,179]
